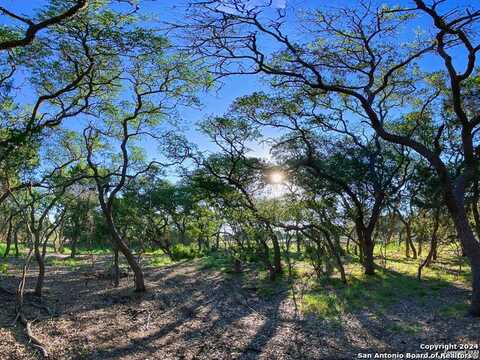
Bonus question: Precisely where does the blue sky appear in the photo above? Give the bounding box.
[1,0,479,179]
[1,0,279,172]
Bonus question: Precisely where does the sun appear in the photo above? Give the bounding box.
[269,171,285,184]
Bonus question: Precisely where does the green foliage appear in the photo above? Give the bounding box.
[0,261,8,275]
[170,244,202,261]
[47,257,86,268]
[146,249,174,267]
[298,244,469,321]
[302,292,343,319]
[200,251,234,271]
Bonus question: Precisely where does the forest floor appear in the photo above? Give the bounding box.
[0,250,479,359]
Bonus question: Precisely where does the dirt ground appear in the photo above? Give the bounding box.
[0,255,479,360]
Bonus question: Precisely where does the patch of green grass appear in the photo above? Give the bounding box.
[339,269,424,310]
[439,302,470,318]
[47,257,85,267]
[144,248,165,256]
[201,252,233,271]
[144,248,174,267]
[164,240,472,321]
[79,246,112,255]
[170,244,201,260]
[374,242,407,256]
[0,261,8,274]
[300,261,456,319]
[302,292,344,319]
[386,322,422,335]
[148,254,174,267]
[375,244,471,285]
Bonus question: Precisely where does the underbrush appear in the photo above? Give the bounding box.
[46,257,86,268]
[145,249,174,267]
[4,239,470,323]
[201,251,234,271]
[195,243,471,322]
[299,244,471,322]
[63,246,112,256]
[0,261,8,275]
[145,245,206,266]
[302,266,452,320]
[170,244,202,260]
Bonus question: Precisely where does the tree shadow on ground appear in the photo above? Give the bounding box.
[0,256,478,359]
[303,266,477,355]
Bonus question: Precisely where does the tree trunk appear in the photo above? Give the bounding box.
[264,223,282,277]
[258,232,275,280]
[472,260,480,317]
[271,233,282,276]
[13,227,19,257]
[471,180,480,240]
[264,224,282,277]
[33,233,45,297]
[454,215,480,316]
[70,234,78,259]
[322,230,347,284]
[296,230,301,253]
[403,230,410,258]
[3,216,12,257]
[215,231,220,249]
[418,209,440,280]
[363,233,375,275]
[405,221,417,259]
[105,212,145,292]
[432,243,438,261]
[113,244,119,287]
[446,194,480,316]
[356,222,375,275]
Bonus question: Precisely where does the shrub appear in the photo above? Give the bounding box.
[170,244,201,260]
[0,262,8,274]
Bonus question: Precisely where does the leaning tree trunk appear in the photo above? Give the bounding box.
[445,192,480,316]
[105,212,145,292]
[452,211,480,316]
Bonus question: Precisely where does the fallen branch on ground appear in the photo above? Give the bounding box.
[18,312,49,358]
